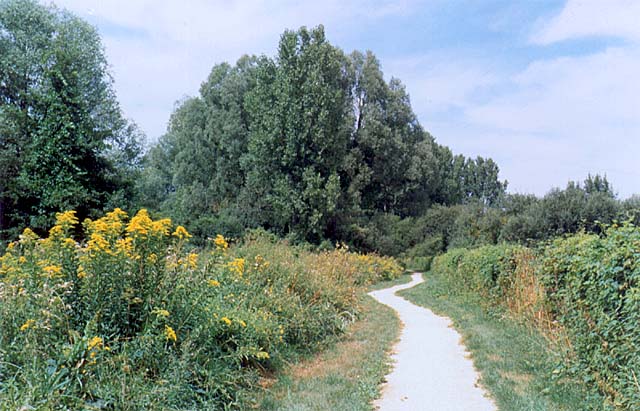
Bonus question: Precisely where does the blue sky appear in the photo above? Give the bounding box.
[51,0,640,198]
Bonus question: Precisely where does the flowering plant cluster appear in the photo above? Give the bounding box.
[0,211,402,409]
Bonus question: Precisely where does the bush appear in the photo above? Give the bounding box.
[429,223,640,409]
[539,224,640,409]
[0,210,402,409]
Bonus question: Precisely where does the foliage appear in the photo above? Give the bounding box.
[0,209,401,409]
[0,0,142,240]
[428,223,640,409]
[140,25,507,246]
[500,175,620,243]
[539,224,640,409]
[400,273,601,411]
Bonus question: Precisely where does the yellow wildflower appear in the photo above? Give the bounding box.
[18,256,26,264]
[63,238,76,248]
[92,220,109,234]
[221,317,232,326]
[42,265,62,278]
[186,253,198,269]
[152,218,172,236]
[172,225,191,240]
[126,209,153,238]
[48,225,64,238]
[19,228,39,244]
[165,325,177,342]
[20,319,35,331]
[152,308,170,317]
[107,207,128,221]
[227,258,245,276]
[208,279,220,287]
[87,233,110,253]
[115,237,134,255]
[213,234,228,249]
[255,351,270,360]
[77,265,86,279]
[147,253,158,264]
[55,210,79,229]
[88,336,103,350]
[7,242,16,250]
[238,320,247,327]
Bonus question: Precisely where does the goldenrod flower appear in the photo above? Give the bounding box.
[213,234,228,249]
[227,258,245,276]
[255,351,270,360]
[172,225,191,240]
[127,209,153,238]
[165,325,177,342]
[55,210,79,229]
[88,336,103,350]
[48,225,64,238]
[42,265,62,278]
[20,319,35,331]
[87,233,110,253]
[115,237,134,255]
[186,253,198,269]
[19,228,39,244]
[151,218,172,236]
[152,308,170,317]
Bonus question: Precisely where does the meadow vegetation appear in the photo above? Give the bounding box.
[414,222,640,410]
[0,209,402,409]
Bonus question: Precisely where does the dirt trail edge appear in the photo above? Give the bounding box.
[369,273,497,411]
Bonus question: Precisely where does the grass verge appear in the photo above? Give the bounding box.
[245,274,412,410]
[399,272,601,411]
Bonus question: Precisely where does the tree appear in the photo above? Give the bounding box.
[0,0,142,239]
[241,26,351,241]
[347,51,439,217]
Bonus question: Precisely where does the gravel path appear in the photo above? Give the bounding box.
[369,273,497,411]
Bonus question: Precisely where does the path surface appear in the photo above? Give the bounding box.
[369,273,497,411]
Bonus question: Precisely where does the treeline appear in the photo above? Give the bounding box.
[393,174,640,266]
[2,0,638,256]
[137,25,506,246]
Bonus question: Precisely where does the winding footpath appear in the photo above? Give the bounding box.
[369,273,497,411]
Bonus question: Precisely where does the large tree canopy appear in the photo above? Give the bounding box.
[0,0,142,239]
[141,25,507,245]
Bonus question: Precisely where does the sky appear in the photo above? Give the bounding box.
[48,0,640,198]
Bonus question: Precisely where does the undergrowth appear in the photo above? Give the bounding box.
[0,209,402,410]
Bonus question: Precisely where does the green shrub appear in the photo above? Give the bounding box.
[539,224,640,409]
[0,210,402,409]
[429,223,640,409]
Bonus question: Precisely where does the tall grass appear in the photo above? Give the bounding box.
[0,209,402,410]
[428,223,640,410]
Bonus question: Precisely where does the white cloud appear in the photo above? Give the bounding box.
[467,47,640,137]
[43,0,640,197]
[384,55,498,114]
[532,0,640,44]
[391,43,640,198]
[50,0,416,140]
